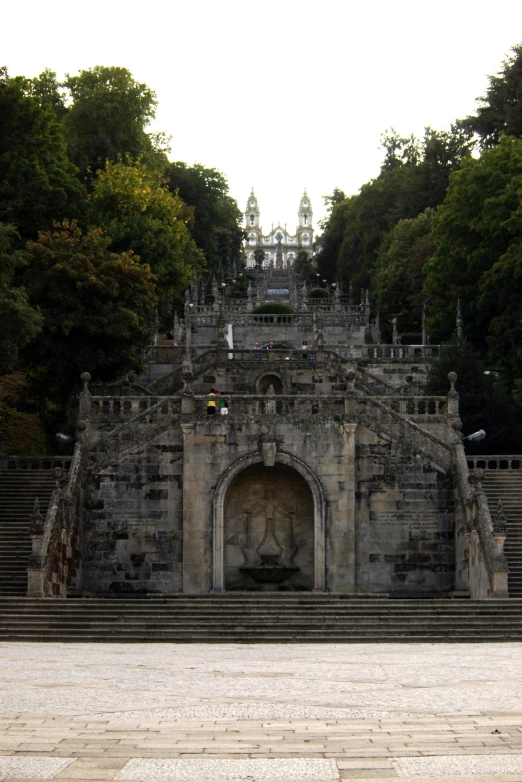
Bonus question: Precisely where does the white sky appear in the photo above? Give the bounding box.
[3,0,522,231]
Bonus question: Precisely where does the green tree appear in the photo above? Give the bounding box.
[0,223,42,374]
[24,221,157,431]
[63,66,160,177]
[375,209,435,340]
[90,159,203,320]
[424,136,522,352]
[317,127,473,300]
[426,339,522,453]
[460,43,522,148]
[0,67,85,241]
[165,163,244,274]
[292,249,314,280]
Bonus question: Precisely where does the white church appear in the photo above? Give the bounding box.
[244,189,314,268]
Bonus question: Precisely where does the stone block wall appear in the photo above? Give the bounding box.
[82,434,184,595]
[354,437,454,594]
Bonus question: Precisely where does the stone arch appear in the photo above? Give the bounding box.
[213,451,326,592]
[256,372,283,395]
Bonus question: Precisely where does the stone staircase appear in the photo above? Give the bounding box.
[1,595,522,642]
[481,468,522,597]
[0,469,56,596]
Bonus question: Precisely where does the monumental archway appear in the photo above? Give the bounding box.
[213,452,326,592]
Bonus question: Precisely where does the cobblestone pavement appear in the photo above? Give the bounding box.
[1,643,522,781]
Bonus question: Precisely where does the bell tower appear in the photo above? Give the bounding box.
[296,189,313,250]
[245,189,261,254]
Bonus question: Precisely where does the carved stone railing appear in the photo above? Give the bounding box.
[87,396,182,472]
[187,392,449,431]
[453,442,509,599]
[6,455,72,471]
[90,395,181,422]
[147,349,216,393]
[27,440,83,597]
[359,345,440,361]
[357,396,452,471]
[225,348,318,363]
[189,394,346,418]
[466,455,522,471]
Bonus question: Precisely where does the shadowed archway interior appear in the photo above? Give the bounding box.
[224,463,314,591]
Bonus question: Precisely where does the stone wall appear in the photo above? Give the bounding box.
[82,432,184,595]
[355,437,454,594]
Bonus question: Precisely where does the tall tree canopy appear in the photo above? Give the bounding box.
[460,43,522,148]
[63,66,160,177]
[90,159,203,320]
[317,126,472,306]
[424,136,522,380]
[374,208,435,339]
[0,223,42,374]
[23,221,157,426]
[0,67,85,241]
[165,163,244,275]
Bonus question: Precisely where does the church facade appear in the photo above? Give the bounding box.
[245,190,314,268]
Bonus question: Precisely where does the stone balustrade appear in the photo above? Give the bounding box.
[188,393,448,420]
[467,455,522,471]
[90,396,181,420]
[363,345,440,360]
[6,455,72,471]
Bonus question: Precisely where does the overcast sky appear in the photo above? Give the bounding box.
[3,0,522,232]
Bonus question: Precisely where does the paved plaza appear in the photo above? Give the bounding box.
[1,642,522,781]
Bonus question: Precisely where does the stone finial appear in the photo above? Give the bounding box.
[184,287,191,308]
[468,468,483,488]
[493,499,507,534]
[76,421,87,444]
[456,298,463,339]
[79,372,92,419]
[173,310,179,345]
[345,370,356,393]
[447,371,458,398]
[80,372,91,397]
[53,466,65,489]
[182,357,193,395]
[218,309,227,348]
[29,497,45,536]
[392,317,401,345]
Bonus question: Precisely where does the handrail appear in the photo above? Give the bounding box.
[467,455,522,470]
[27,441,84,597]
[453,440,509,598]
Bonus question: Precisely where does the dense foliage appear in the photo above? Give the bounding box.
[316,42,522,444]
[0,64,243,447]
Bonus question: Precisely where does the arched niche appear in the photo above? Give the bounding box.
[213,451,326,592]
[256,373,283,395]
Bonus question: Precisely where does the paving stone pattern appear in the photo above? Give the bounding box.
[0,642,522,781]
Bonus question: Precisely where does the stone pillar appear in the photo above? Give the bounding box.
[181,421,207,593]
[328,422,357,592]
[27,498,45,597]
[78,373,91,421]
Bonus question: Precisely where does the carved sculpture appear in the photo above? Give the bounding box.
[240,488,299,583]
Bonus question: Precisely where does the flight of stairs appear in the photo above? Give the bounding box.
[1,595,522,642]
[482,469,522,597]
[0,469,56,596]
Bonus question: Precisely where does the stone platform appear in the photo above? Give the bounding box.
[1,642,522,781]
